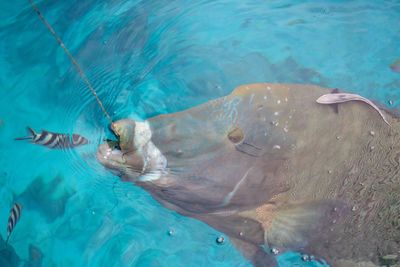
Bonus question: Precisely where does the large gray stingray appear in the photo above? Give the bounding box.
[97,83,400,267]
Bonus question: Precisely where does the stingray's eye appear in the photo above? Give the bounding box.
[228,127,244,144]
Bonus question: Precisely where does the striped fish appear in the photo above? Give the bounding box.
[15,127,88,149]
[6,203,22,244]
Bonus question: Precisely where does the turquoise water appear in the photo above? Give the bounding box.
[0,0,399,266]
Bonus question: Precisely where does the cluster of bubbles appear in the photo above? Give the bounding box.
[301,254,316,262]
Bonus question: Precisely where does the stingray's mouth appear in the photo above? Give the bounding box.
[96,121,127,169]
[104,138,121,150]
[96,141,126,172]
[96,120,168,182]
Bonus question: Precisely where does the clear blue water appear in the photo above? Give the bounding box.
[0,0,399,266]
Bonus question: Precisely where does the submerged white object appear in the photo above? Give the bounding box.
[316,93,390,125]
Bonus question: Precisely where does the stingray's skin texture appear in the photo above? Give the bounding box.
[97,84,400,267]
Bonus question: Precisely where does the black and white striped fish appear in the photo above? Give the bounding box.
[6,203,22,244]
[15,127,88,149]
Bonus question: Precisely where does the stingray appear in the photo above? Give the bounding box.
[97,83,400,267]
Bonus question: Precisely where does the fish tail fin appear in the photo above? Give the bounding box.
[15,127,36,140]
[27,127,36,136]
[14,137,32,140]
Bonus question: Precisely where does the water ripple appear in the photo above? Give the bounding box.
[1,1,399,266]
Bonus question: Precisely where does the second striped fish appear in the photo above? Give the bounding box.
[6,203,22,244]
[15,127,89,149]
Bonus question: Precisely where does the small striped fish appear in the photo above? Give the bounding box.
[6,203,22,244]
[15,127,89,149]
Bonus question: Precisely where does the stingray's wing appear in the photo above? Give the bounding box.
[231,237,278,267]
[236,199,357,266]
[199,213,278,267]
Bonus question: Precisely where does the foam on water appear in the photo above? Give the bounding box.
[0,0,399,266]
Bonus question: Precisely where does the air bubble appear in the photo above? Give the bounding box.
[302,255,310,261]
[167,229,175,236]
[216,236,225,245]
[271,248,279,255]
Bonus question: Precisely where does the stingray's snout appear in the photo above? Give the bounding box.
[97,118,168,183]
[96,142,126,172]
[97,133,147,180]
[97,142,112,160]
[109,119,137,151]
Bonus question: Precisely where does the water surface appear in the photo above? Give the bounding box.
[0,0,399,266]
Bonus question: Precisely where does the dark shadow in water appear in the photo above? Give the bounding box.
[15,175,76,223]
[23,244,44,267]
[0,236,20,267]
[0,236,44,267]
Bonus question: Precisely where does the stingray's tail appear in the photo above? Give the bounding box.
[15,127,36,140]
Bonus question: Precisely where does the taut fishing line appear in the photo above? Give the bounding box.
[28,0,114,126]
[28,0,121,212]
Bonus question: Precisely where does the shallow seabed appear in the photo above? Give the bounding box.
[0,0,399,266]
